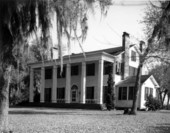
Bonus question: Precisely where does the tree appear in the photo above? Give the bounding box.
[9,42,44,105]
[131,1,170,115]
[106,72,115,110]
[149,64,170,108]
[0,0,112,131]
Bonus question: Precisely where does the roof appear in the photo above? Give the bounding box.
[71,46,123,57]
[116,75,151,86]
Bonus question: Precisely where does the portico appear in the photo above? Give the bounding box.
[29,51,115,105]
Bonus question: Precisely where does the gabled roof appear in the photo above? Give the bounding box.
[116,75,151,86]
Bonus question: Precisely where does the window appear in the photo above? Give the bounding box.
[57,87,65,99]
[128,86,135,100]
[119,87,127,100]
[45,88,51,102]
[129,66,137,76]
[145,87,149,100]
[150,88,153,96]
[57,66,66,78]
[71,65,79,76]
[145,87,153,99]
[86,63,95,76]
[104,62,113,75]
[86,87,94,99]
[116,61,121,75]
[131,50,136,62]
[45,69,52,79]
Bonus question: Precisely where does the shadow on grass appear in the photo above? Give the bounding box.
[150,123,170,133]
[9,110,76,115]
[9,110,122,116]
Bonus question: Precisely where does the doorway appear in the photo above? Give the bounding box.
[71,85,78,103]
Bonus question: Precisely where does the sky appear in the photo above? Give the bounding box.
[70,0,149,54]
[50,0,160,55]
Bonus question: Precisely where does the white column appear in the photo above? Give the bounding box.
[40,67,45,103]
[29,68,34,102]
[81,62,86,104]
[98,59,104,104]
[66,64,71,103]
[52,65,57,103]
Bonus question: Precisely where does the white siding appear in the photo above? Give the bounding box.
[129,47,139,68]
[140,78,157,109]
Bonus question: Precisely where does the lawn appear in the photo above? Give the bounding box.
[9,107,170,133]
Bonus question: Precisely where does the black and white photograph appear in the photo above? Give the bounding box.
[0,0,170,132]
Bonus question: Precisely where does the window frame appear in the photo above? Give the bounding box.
[131,50,136,62]
[71,65,79,76]
[104,62,113,75]
[116,61,121,75]
[45,68,52,79]
[57,66,66,78]
[86,63,95,76]
[118,87,127,100]
[86,86,94,99]
[145,87,149,100]
[57,87,65,99]
[128,86,135,100]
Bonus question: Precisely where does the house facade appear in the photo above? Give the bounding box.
[28,32,159,109]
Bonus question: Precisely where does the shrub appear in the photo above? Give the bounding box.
[145,95,161,111]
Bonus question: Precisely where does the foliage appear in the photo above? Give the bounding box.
[131,1,170,115]
[142,3,162,39]
[9,42,44,105]
[149,63,170,107]
[106,73,115,110]
[0,0,112,131]
[145,95,161,111]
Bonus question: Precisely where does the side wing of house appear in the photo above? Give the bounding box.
[115,83,136,109]
[140,76,159,109]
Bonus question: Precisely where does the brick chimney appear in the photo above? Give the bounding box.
[122,32,130,79]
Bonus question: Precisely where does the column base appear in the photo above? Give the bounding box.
[29,99,34,103]
[65,100,71,103]
[40,100,44,103]
[52,100,57,103]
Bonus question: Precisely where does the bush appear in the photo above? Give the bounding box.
[145,95,161,111]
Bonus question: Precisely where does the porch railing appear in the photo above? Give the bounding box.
[57,99,65,103]
[85,99,97,104]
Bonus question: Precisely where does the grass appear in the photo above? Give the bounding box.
[9,107,170,133]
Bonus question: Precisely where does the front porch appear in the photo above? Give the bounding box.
[29,51,116,105]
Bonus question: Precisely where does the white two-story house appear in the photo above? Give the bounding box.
[28,32,159,109]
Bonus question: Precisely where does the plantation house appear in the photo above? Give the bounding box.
[28,32,159,109]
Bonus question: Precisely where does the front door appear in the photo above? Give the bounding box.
[71,90,77,102]
[71,85,78,103]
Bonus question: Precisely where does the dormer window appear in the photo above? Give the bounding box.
[131,50,136,62]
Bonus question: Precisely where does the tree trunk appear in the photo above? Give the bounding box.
[130,63,142,115]
[167,93,170,110]
[159,91,164,108]
[162,90,168,107]
[0,66,12,132]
